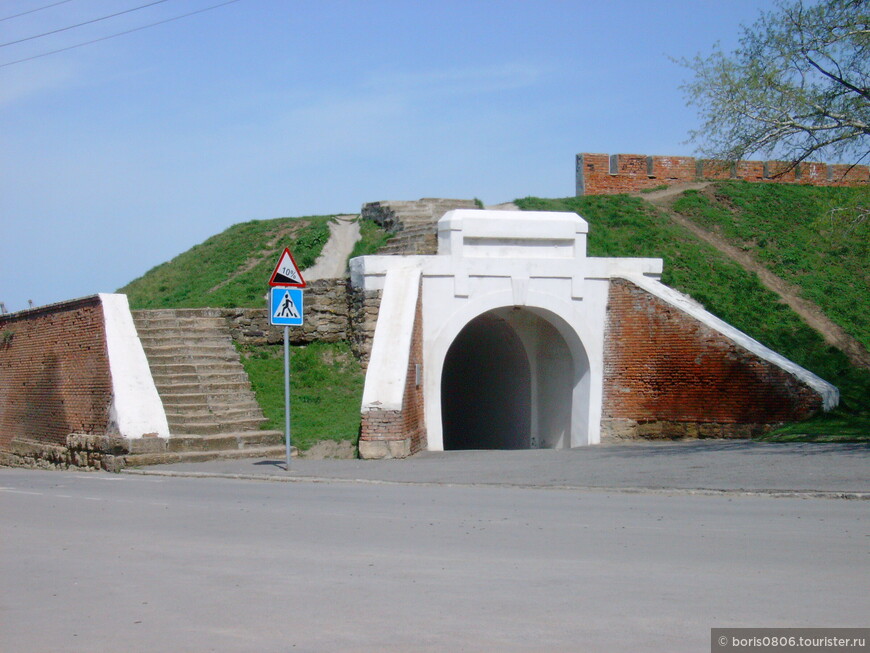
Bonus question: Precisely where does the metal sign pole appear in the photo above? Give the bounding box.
[284,325,292,470]
[268,246,304,472]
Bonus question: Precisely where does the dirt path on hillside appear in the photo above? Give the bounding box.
[207,216,360,296]
[633,183,870,370]
[207,223,305,295]
[303,215,361,281]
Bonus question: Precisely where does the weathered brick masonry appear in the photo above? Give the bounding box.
[601,278,823,440]
[577,152,869,195]
[0,282,383,469]
[0,296,114,461]
[359,284,426,457]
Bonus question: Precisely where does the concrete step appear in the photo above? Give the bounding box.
[134,317,227,328]
[165,430,285,452]
[150,375,252,390]
[134,320,228,334]
[169,419,268,435]
[138,334,232,346]
[124,445,295,467]
[155,380,254,395]
[148,363,249,378]
[158,392,262,408]
[165,406,266,424]
[161,403,264,419]
[379,225,438,255]
[143,345,239,360]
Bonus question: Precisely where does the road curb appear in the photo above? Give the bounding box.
[120,468,870,500]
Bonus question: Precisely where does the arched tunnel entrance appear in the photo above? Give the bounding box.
[440,308,578,450]
[441,312,531,449]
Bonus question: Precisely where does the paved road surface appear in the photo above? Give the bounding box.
[1,463,867,652]
[138,441,870,496]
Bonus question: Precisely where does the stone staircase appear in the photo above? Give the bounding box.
[130,309,288,464]
[362,198,479,256]
[377,225,439,255]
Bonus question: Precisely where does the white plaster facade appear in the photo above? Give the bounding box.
[353,209,661,450]
[353,209,838,453]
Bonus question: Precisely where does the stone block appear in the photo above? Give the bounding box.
[359,438,411,459]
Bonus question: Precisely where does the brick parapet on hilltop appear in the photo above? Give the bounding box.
[576,152,869,195]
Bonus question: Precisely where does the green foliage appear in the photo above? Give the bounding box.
[672,182,869,352]
[349,218,390,260]
[515,192,870,419]
[0,330,13,347]
[755,411,870,442]
[120,215,335,309]
[292,219,331,269]
[680,0,869,165]
[237,341,364,451]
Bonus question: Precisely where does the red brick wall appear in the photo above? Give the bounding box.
[0,296,113,451]
[601,279,823,439]
[359,283,426,455]
[577,152,869,195]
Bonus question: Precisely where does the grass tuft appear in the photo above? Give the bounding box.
[349,218,390,260]
[237,341,364,451]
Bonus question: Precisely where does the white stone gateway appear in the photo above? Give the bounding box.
[351,209,837,459]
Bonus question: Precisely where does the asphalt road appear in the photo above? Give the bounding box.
[1,465,867,653]
[139,441,870,496]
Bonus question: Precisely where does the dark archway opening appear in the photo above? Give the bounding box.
[441,312,531,450]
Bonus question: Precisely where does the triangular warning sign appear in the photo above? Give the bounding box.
[273,290,300,319]
[269,247,306,287]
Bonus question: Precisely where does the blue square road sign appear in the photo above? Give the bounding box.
[270,287,304,326]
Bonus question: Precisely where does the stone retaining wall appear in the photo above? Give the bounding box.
[0,434,131,472]
[150,279,381,369]
[223,279,351,345]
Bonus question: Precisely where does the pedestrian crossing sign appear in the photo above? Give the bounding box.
[270,287,304,326]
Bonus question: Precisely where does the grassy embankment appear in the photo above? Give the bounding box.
[121,215,333,309]
[518,183,869,442]
[120,215,377,450]
[121,185,868,446]
[670,182,869,441]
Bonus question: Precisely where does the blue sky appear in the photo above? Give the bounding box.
[1,0,780,313]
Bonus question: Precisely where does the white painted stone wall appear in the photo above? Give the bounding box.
[100,293,170,439]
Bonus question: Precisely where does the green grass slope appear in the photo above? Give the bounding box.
[671,182,869,352]
[119,215,333,309]
[238,341,364,450]
[516,194,870,438]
